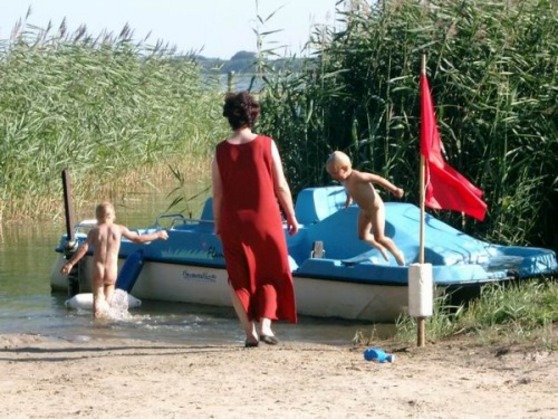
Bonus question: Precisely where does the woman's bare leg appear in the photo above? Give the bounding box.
[229,286,258,344]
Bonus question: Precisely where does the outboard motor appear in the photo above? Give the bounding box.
[63,239,80,297]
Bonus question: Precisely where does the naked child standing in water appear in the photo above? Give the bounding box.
[61,202,168,318]
[326,151,406,266]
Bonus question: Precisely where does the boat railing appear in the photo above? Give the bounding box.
[152,213,214,230]
[70,219,98,237]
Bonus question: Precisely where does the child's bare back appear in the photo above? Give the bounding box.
[61,201,168,318]
[89,223,126,287]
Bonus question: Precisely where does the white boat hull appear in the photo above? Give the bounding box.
[51,254,408,322]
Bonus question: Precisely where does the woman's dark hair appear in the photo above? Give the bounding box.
[222,91,260,130]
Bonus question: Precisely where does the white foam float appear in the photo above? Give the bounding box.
[65,291,142,310]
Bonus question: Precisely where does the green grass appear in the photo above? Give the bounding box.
[391,277,558,347]
[350,277,558,349]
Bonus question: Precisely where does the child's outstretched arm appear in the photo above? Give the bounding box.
[363,172,404,198]
[122,227,169,244]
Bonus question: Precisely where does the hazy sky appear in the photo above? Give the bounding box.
[0,0,341,59]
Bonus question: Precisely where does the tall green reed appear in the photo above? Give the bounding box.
[0,19,227,220]
[258,0,557,249]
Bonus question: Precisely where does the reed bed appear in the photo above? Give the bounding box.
[0,20,227,221]
[257,0,557,249]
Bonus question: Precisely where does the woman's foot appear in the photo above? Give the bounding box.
[244,337,259,348]
[259,318,279,345]
[259,334,279,345]
[244,327,259,348]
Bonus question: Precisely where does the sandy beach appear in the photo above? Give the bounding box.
[1,332,557,418]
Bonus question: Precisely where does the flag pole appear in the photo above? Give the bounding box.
[416,54,427,347]
[412,53,486,347]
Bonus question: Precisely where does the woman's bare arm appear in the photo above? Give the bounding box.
[270,140,299,235]
[211,157,223,236]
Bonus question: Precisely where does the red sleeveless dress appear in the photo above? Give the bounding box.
[216,135,297,323]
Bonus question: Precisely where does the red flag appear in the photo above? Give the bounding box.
[420,73,487,221]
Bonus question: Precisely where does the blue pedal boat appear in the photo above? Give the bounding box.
[51,186,557,321]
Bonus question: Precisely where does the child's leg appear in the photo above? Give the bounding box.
[92,279,108,318]
[104,284,116,305]
[91,265,111,318]
[358,211,389,261]
[370,205,405,266]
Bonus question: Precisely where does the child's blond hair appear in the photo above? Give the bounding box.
[326,151,352,173]
[95,201,115,223]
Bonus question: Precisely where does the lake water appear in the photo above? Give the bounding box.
[0,189,392,346]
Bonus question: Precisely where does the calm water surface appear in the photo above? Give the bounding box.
[0,191,391,346]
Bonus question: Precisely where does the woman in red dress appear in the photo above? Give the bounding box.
[211,92,299,347]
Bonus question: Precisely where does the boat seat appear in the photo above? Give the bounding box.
[200,187,346,227]
[200,198,214,221]
[294,186,346,225]
[168,198,214,233]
